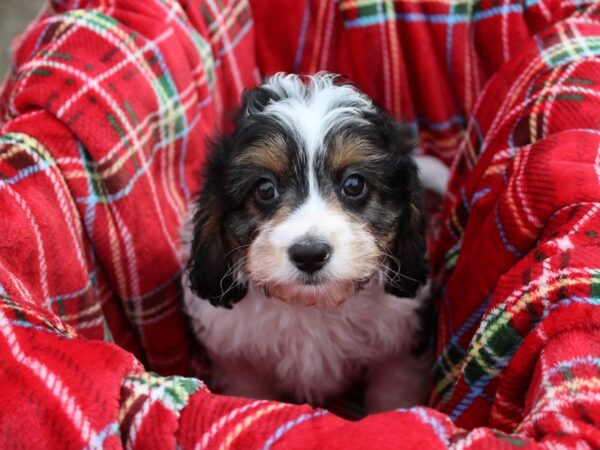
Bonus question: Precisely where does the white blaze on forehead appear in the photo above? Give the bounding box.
[269,195,352,248]
[259,73,376,196]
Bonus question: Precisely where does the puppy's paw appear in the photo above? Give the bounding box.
[217,359,280,401]
[221,378,280,401]
[365,353,432,414]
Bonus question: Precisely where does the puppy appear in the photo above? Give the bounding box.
[182,73,437,412]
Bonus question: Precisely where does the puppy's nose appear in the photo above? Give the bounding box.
[288,241,332,274]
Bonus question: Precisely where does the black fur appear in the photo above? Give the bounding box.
[323,105,428,297]
[187,77,428,308]
[187,86,294,308]
[370,109,429,297]
[187,142,247,309]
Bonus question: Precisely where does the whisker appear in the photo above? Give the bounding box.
[376,247,424,291]
[222,243,252,260]
[218,256,247,300]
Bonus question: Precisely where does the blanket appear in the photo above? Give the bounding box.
[1,0,600,448]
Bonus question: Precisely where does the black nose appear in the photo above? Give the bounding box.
[288,241,332,274]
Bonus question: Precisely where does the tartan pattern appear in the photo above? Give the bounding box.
[1,0,600,448]
[119,372,203,447]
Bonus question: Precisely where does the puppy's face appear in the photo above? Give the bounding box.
[188,73,427,308]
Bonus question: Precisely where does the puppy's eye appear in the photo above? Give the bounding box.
[254,179,280,203]
[341,174,368,198]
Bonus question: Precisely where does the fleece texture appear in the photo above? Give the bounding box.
[1,0,600,448]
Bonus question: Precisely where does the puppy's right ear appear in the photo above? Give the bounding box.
[187,84,280,307]
[186,140,247,309]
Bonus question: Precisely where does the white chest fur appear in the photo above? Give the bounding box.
[183,279,423,404]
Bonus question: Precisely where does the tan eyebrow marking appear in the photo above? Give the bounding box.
[235,134,289,175]
[329,134,383,170]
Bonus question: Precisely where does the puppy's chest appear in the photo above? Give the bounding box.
[186,284,421,391]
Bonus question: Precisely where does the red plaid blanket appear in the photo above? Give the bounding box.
[1,0,600,448]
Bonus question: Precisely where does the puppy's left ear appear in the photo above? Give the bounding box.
[385,202,429,298]
[376,112,429,298]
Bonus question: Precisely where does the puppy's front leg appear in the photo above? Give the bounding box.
[215,357,280,401]
[365,352,432,413]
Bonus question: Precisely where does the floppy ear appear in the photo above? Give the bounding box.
[186,140,248,309]
[376,112,429,298]
[384,202,429,298]
[187,85,282,308]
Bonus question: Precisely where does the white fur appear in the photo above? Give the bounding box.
[183,270,428,406]
[257,74,375,151]
[414,155,450,196]
[181,209,430,409]
[247,194,379,306]
[259,73,375,199]
[181,73,433,411]
[245,74,382,306]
